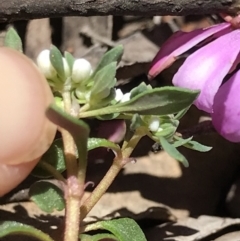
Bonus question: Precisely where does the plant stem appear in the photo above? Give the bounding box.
[80,130,143,220]
[79,103,90,112]
[62,90,84,241]
[38,161,66,182]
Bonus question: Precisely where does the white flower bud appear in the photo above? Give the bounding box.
[115,89,124,102]
[120,92,131,103]
[72,58,92,83]
[148,116,160,132]
[36,50,57,80]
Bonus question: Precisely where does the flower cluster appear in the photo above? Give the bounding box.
[37,48,122,109]
[149,22,240,142]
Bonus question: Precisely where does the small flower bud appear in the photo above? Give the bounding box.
[120,92,131,103]
[36,50,57,80]
[115,89,124,102]
[148,116,160,132]
[72,58,92,83]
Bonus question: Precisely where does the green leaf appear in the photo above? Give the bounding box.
[88,138,121,156]
[184,140,212,152]
[173,136,193,148]
[46,105,90,176]
[0,221,54,241]
[91,62,117,99]
[29,181,65,213]
[154,123,177,139]
[85,218,146,241]
[64,51,75,74]
[130,82,152,99]
[50,45,65,79]
[4,27,23,52]
[174,105,191,120]
[80,233,118,241]
[92,87,116,108]
[32,139,66,178]
[159,136,189,167]
[93,45,123,77]
[130,114,145,131]
[80,87,199,118]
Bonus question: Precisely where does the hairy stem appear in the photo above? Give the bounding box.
[62,90,83,241]
[80,131,143,220]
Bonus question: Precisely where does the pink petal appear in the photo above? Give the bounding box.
[212,70,240,142]
[173,29,240,113]
[148,23,230,79]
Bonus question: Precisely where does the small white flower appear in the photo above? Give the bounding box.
[37,50,57,80]
[120,92,131,103]
[115,89,124,102]
[148,116,160,132]
[72,58,92,83]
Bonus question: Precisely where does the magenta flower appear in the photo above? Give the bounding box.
[148,22,240,142]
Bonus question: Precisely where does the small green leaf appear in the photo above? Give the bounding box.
[173,136,193,148]
[184,140,212,152]
[64,51,75,74]
[0,221,54,241]
[91,62,117,99]
[88,138,121,156]
[130,114,145,131]
[85,218,146,241]
[174,105,191,120]
[29,181,65,213]
[130,82,152,99]
[50,45,65,79]
[96,113,120,120]
[92,87,116,107]
[93,45,123,77]
[159,136,189,167]
[80,233,118,241]
[4,27,23,52]
[80,87,199,118]
[32,139,66,178]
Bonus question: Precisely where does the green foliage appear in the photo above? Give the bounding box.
[84,218,147,241]
[92,45,123,77]
[50,45,65,80]
[90,62,117,102]
[64,51,75,74]
[159,136,189,167]
[4,27,23,52]
[0,221,54,241]
[80,87,199,117]
[130,82,152,98]
[80,233,118,241]
[88,138,121,156]
[173,136,193,148]
[32,139,66,178]
[184,140,212,152]
[29,181,65,213]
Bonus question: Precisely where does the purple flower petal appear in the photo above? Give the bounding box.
[212,70,240,142]
[148,23,230,79]
[173,29,240,113]
[97,120,126,143]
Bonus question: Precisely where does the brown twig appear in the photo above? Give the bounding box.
[1,0,240,22]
